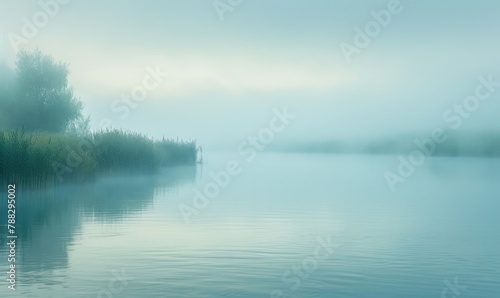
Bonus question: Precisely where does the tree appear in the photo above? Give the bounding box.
[9,49,83,132]
[0,62,16,129]
[66,114,91,137]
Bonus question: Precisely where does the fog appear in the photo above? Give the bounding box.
[1,0,500,149]
[2,2,500,297]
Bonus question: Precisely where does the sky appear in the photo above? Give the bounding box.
[1,0,499,148]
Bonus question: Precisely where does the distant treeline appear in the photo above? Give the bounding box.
[0,129,198,186]
[288,132,500,158]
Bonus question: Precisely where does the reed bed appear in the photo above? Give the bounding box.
[0,129,199,186]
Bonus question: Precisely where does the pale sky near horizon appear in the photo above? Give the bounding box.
[1,0,499,147]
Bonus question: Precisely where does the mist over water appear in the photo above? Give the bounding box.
[0,1,500,297]
[1,1,499,148]
[1,154,499,297]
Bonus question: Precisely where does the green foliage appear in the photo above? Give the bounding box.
[1,49,83,132]
[0,50,200,186]
[66,115,91,137]
[155,136,198,166]
[92,130,157,173]
[0,129,199,186]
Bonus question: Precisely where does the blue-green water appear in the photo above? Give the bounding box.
[1,153,499,297]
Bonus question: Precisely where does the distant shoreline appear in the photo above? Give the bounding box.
[276,133,500,158]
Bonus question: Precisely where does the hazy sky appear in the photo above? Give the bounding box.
[1,0,499,147]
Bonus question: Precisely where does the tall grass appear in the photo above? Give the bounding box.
[0,129,199,186]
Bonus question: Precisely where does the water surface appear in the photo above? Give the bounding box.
[1,153,499,297]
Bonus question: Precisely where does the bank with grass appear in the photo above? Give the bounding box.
[0,129,199,186]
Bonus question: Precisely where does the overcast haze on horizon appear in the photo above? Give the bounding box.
[1,0,499,149]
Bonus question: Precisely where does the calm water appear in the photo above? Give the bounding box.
[1,153,499,297]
